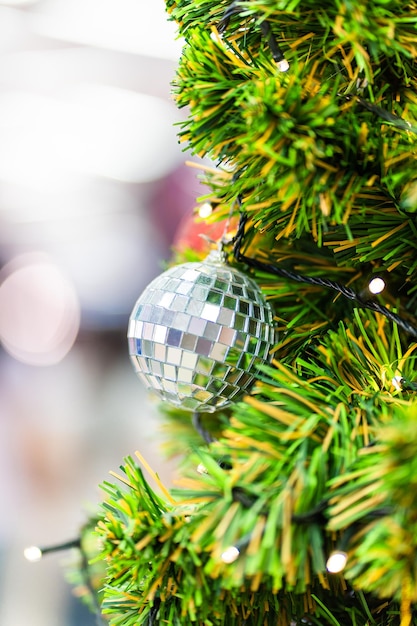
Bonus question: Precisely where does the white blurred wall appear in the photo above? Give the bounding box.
[0,2,202,624]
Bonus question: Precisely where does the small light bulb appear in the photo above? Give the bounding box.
[24,546,43,562]
[197,463,208,475]
[368,277,385,294]
[198,203,213,219]
[277,59,290,72]
[392,376,403,391]
[326,551,347,573]
[221,546,240,564]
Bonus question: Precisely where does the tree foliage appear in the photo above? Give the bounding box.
[95,1,417,624]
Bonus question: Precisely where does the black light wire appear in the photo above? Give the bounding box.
[232,209,417,339]
[218,0,288,67]
[27,537,106,626]
[189,204,416,533]
[78,540,107,626]
[217,2,416,337]
[192,411,217,445]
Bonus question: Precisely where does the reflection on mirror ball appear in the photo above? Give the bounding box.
[128,252,276,412]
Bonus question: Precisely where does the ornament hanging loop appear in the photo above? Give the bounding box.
[128,234,276,412]
[197,233,228,264]
[231,194,248,263]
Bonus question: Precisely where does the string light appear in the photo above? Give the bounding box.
[198,203,213,219]
[368,277,385,294]
[277,59,290,72]
[218,6,289,73]
[24,537,106,624]
[221,546,240,563]
[24,545,43,562]
[326,550,348,573]
[24,538,81,562]
[197,463,208,474]
[233,210,417,339]
[392,375,403,391]
[258,21,289,72]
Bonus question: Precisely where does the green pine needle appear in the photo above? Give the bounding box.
[90,2,417,625]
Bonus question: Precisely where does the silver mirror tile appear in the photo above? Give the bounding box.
[128,255,276,412]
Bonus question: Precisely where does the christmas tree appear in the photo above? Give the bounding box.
[57,1,417,624]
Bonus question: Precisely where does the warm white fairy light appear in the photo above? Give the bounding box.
[198,203,213,219]
[392,375,403,391]
[368,277,385,294]
[326,551,348,573]
[197,463,208,475]
[24,546,43,562]
[277,59,290,72]
[221,546,240,564]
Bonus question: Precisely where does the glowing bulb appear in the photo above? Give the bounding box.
[198,203,213,219]
[326,551,347,573]
[24,546,43,563]
[277,59,290,72]
[392,376,403,391]
[221,546,240,564]
[197,463,208,475]
[368,277,385,294]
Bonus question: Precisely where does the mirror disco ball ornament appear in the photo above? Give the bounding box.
[127,251,275,412]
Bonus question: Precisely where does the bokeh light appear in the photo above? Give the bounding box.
[23,546,43,563]
[326,551,348,573]
[221,546,240,564]
[368,277,385,295]
[0,253,80,365]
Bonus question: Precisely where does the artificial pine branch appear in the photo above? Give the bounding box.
[92,1,417,625]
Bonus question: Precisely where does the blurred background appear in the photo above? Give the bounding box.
[0,1,208,623]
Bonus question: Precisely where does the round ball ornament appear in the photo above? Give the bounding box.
[127,251,275,412]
